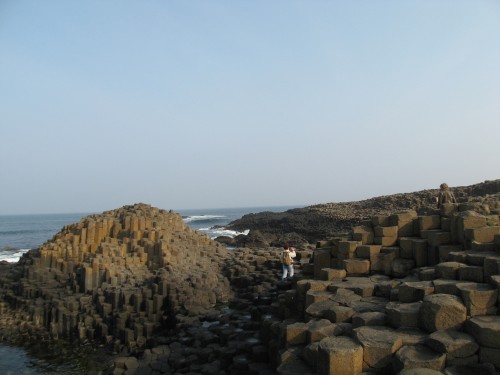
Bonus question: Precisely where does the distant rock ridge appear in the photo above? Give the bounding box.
[226,179,500,245]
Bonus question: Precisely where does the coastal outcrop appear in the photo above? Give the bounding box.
[268,193,500,374]
[226,179,500,244]
[0,204,233,351]
[2,180,500,374]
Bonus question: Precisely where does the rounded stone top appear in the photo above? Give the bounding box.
[465,315,500,349]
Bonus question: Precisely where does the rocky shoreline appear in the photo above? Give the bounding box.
[224,179,500,247]
[1,179,500,374]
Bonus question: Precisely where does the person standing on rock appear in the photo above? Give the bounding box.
[281,243,297,280]
[437,182,457,208]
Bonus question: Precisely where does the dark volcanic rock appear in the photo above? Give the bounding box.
[226,179,500,244]
[214,235,236,246]
[2,179,500,374]
[234,230,270,248]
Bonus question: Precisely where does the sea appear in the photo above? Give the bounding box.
[0,205,298,374]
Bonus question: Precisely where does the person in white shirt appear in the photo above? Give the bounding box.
[281,243,297,280]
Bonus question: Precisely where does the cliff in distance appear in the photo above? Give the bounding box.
[226,179,500,246]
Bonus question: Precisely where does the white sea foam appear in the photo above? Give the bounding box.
[183,215,226,223]
[0,248,30,263]
[210,228,250,239]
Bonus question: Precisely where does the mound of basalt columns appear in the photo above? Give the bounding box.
[0,204,302,374]
[0,204,235,352]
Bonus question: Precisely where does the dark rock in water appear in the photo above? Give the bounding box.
[214,235,236,246]
[234,230,269,248]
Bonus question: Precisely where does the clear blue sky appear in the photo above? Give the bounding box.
[1,1,499,214]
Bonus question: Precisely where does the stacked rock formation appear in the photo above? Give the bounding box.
[268,199,500,374]
[0,203,233,352]
[2,185,500,374]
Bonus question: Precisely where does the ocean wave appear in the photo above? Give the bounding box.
[198,227,250,239]
[183,215,227,223]
[0,248,30,263]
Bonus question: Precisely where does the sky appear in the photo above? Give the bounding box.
[1,1,499,215]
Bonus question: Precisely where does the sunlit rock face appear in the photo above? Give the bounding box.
[1,203,233,345]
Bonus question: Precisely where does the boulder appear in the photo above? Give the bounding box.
[301,342,320,372]
[329,288,362,306]
[386,301,422,329]
[392,258,416,277]
[352,311,387,328]
[435,262,467,280]
[320,268,347,281]
[214,236,236,246]
[305,290,334,309]
[425,330,479,358]
[432,279,463,296]
[465,315,500,349]
[286,322,311,345]
[343,258,370,276]
[399,281,435,303]
[295,279,331,302]
[323,305,354,323]
[350,296,389,313]
[457,266,484,283]
[305,300,339,321]
[317,336,363,375]
[353,325,403,370]
[457,282,498,316]
[328,277,375,297]
[277,347,315,375]
[306,319,343,344]
[419,294,467,332]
